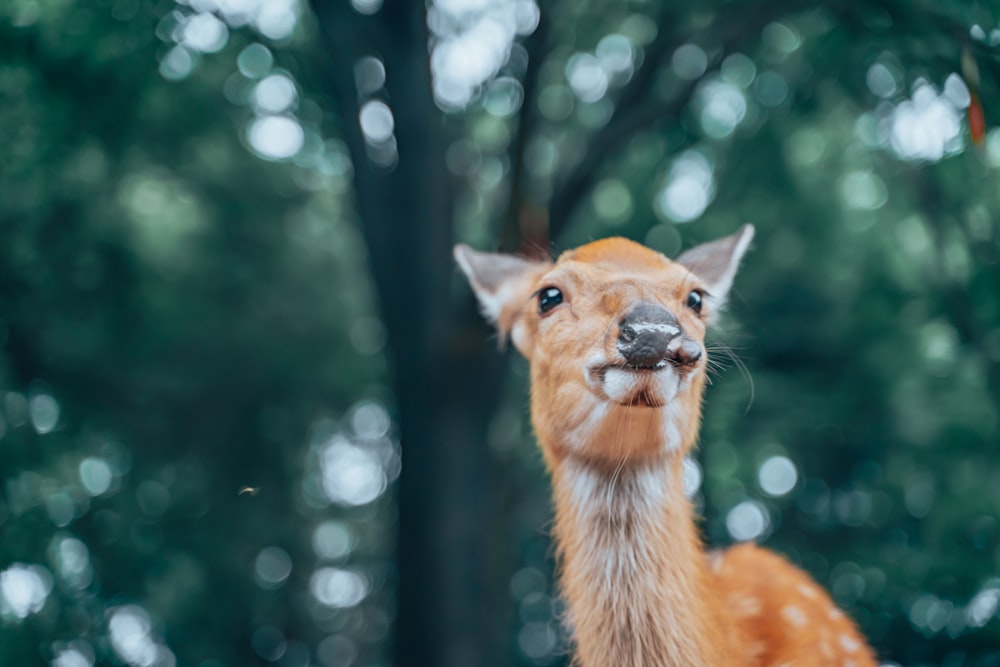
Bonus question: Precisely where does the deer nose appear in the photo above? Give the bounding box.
[617,303,682,368]
[666,337,702,367]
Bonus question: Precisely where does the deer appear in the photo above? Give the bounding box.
[454,225,877,667]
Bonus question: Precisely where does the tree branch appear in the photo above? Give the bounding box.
[546,1,813,242]
[499,6,550,255]
[544,3,685,241]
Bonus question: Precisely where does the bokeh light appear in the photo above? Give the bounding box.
[866,62,899,98]
[359,101,395,143]
[79,458,114,496]
[52,646,94,667]
[721,53,756,88]
[698,80,747,139]
[0,564,52,619]
[840,170,888,210]
[428,0,539,110]
[355,57,386,97]
[596,34,634,81]
[757,456,798,497]
[180,12,228,53]
[887,79,966,162]
[566,53,609,103]
[49,535,94,590]
[725,500,770,542]
[320,436,387,506]
[966,586,1000,628]
[108,606,174,667]
[255,546,293,589]
[29,392,59,433]
[351,0,383,15]
[312,521,354,561]
[656,150,715,223]
[252,73,297,114]
[672,44,708,81]
[310,568,368,608]
[237,43,273,78]
[247,115,305,160]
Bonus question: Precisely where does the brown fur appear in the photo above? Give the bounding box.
[456,234,877,667]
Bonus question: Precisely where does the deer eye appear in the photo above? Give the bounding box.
[686,290,703,314]
[538,287,563,314]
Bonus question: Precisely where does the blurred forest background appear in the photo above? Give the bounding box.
[2,0,1000,666]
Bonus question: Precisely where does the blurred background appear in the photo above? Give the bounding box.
[2,0,1000,665]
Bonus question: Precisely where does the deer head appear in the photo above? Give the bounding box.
[454,225,754,469]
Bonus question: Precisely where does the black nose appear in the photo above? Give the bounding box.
[617,303,701,369]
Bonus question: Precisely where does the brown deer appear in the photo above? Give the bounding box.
[455,226,876,667]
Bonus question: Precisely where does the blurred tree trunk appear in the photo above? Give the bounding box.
[311,2,508,665]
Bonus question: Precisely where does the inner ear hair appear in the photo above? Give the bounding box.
[676,224,754,306]
[453,244,551,328]
[454,245,543,297]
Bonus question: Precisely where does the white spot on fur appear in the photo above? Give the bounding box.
[798,583,818,599]
[746,641,766,660]
[782,604,807,626]
[734,596,762,617]
[839,634,860,652]
[828,607,844,621]
[706,551,724,572]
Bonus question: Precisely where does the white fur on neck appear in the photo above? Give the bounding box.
[562,457,670,520]
[557,458,709,666]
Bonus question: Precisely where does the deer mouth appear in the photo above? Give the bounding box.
[588,361,668,377]
[623,388,666,408]
[622,360,670,372]
[587,363,676,408]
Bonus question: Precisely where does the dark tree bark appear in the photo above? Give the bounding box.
[310,2,509,665]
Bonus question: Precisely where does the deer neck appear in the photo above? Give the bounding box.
[551,454,730,667]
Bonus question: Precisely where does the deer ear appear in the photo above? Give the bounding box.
[676,224,754,313]
[454,244,552,349]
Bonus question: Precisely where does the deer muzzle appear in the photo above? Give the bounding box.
[617,303,701,369]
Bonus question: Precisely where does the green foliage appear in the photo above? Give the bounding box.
[2,0,1000,665]
[0,2,391,666]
